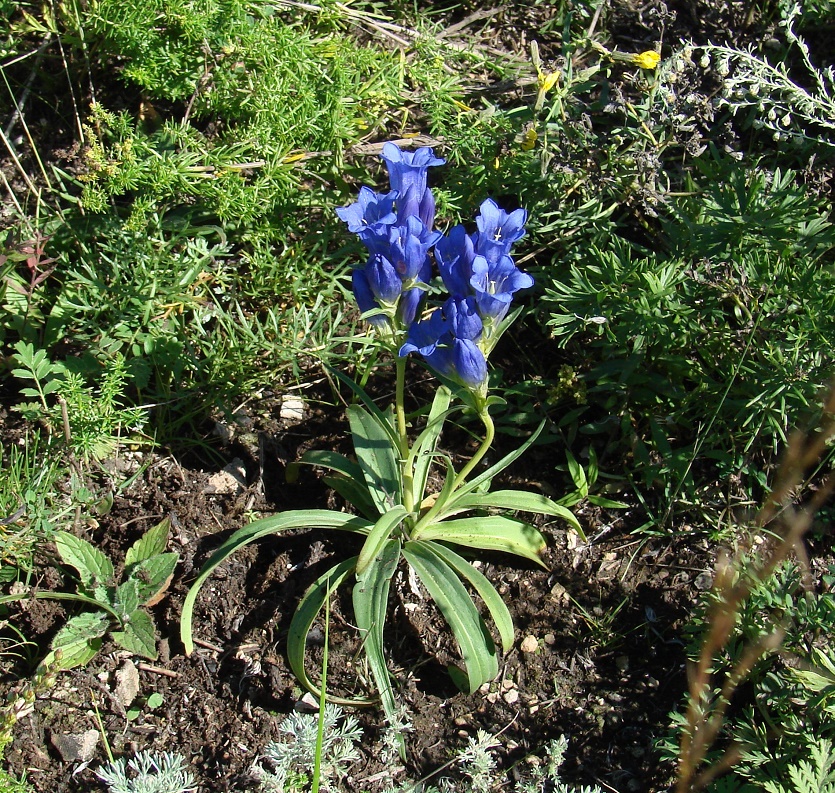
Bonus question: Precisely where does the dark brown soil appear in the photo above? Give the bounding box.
[0,378,715,792]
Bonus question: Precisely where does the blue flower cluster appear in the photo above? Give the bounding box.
[337,142,533,391]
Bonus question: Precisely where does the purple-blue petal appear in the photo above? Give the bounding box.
[365,255,402,304]
[352,269,387,326]
[452,339,488,387]
[435,225,475,297]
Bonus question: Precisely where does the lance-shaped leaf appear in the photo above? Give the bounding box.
[326,365,399,445]
[353,538,403,755]
[356,505,408,576]
[436,489,583,535]
[181,509,371,656]
[412,516,547,567]
[286,556,370,706]
[425,541,515,654]
[288,449,379,518]
[403,540,498,693]
[347,404,401,513]
[407,386,454,503]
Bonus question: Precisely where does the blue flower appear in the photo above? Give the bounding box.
[381,142,445,227]
[399,297,487,388]
[473,199,527,266]
[470,254,535,322]
[336,187,398,233]
[435,225,475,298]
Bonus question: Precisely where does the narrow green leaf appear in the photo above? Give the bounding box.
[566,451,588,497]
[439,490,582,533]
[125,517,170,568]
[112,609,157,660]
[413,516,547,567]
[415,454,456,527]
[425,541,515,654]
[0,589,122,623]
[290,450,366,484]
[326,365,398,445]
[347,405,401,513]
[54,531,114,589]
[181,509,371,656]
[408,386,454,502]
[286,557,370,706]
[403,541,497,693]
[353,538,402,751]
[356,506,408,576]
[452,420,547,501]
[322,475,379,520]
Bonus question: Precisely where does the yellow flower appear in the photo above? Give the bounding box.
[520,128,538,151]
[631,50,661,70]
[537,70,559,92]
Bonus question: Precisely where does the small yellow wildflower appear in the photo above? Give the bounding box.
[520,128,538,151]
[631,50,661,70]
[537,71,559,92]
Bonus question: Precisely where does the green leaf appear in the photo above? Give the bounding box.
[322,475,379,520]
[112,609,157,659]
[353,538,402,754]
[54,531,114,589]
[347,404,401,513]
[181,509,371,656]
[566,451,588,497]
[403,540,498,694]
[46,611,109,670]
[356,505,408,576]
[408,386,454,503]
[326,365,398,445]
[452,420,547,501]
[113,578,140,620]
[437,489,583,534]
[413,516,547,567]
[286,557,368,706]
[124,517,170,568]
[128,552,179,606]
[425,541,514,654]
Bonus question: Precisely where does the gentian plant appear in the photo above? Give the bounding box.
[181,142,580,756]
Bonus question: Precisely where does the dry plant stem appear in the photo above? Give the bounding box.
[676,381,835,792]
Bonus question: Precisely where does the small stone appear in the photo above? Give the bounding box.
[543,633,556,645]
[486,692,499,704]
[528,705,539,715]
[50,730,99,763]
[503,689,519,705]
[520,635,538,654]
[204,458,247,495]
[501,679,515,691]
[280,396,305,423]
[114,660,140,707]
[454,716,468,727]
[294,692,319,712]
[694,571,714,591]
[457,729,469,738]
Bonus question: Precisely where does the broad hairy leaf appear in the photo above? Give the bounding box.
[47,611,109,670]
[412,516,547,567]
[425,541,514,654]
[347,404,401,514]
[128,552,179,606]
[353,537,403,755]
[112,609,157,659]
[181,509,371,655]
[124,517,171,568]
[356,505,408,576]
[403,540,498,694]
[286,556,369,706]
[54,531,114,589]
[113,578,140,620]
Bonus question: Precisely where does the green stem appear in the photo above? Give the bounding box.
[395,356,415,515]
[452,406,494,492]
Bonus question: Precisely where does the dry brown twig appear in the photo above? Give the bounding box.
[676,382,835,792]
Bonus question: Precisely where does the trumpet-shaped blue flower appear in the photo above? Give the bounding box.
[335,186,398,234]
[474,199,527,266]
[381,142,445,227]
[399,297,487,388]
[470,253,535,322]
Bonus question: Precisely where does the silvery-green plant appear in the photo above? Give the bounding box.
[181,142,581,757]
[96,751,195,793]
[698,5,835,148]
[253,704,362,792]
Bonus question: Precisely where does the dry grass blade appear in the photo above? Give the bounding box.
[676,381,835,792]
